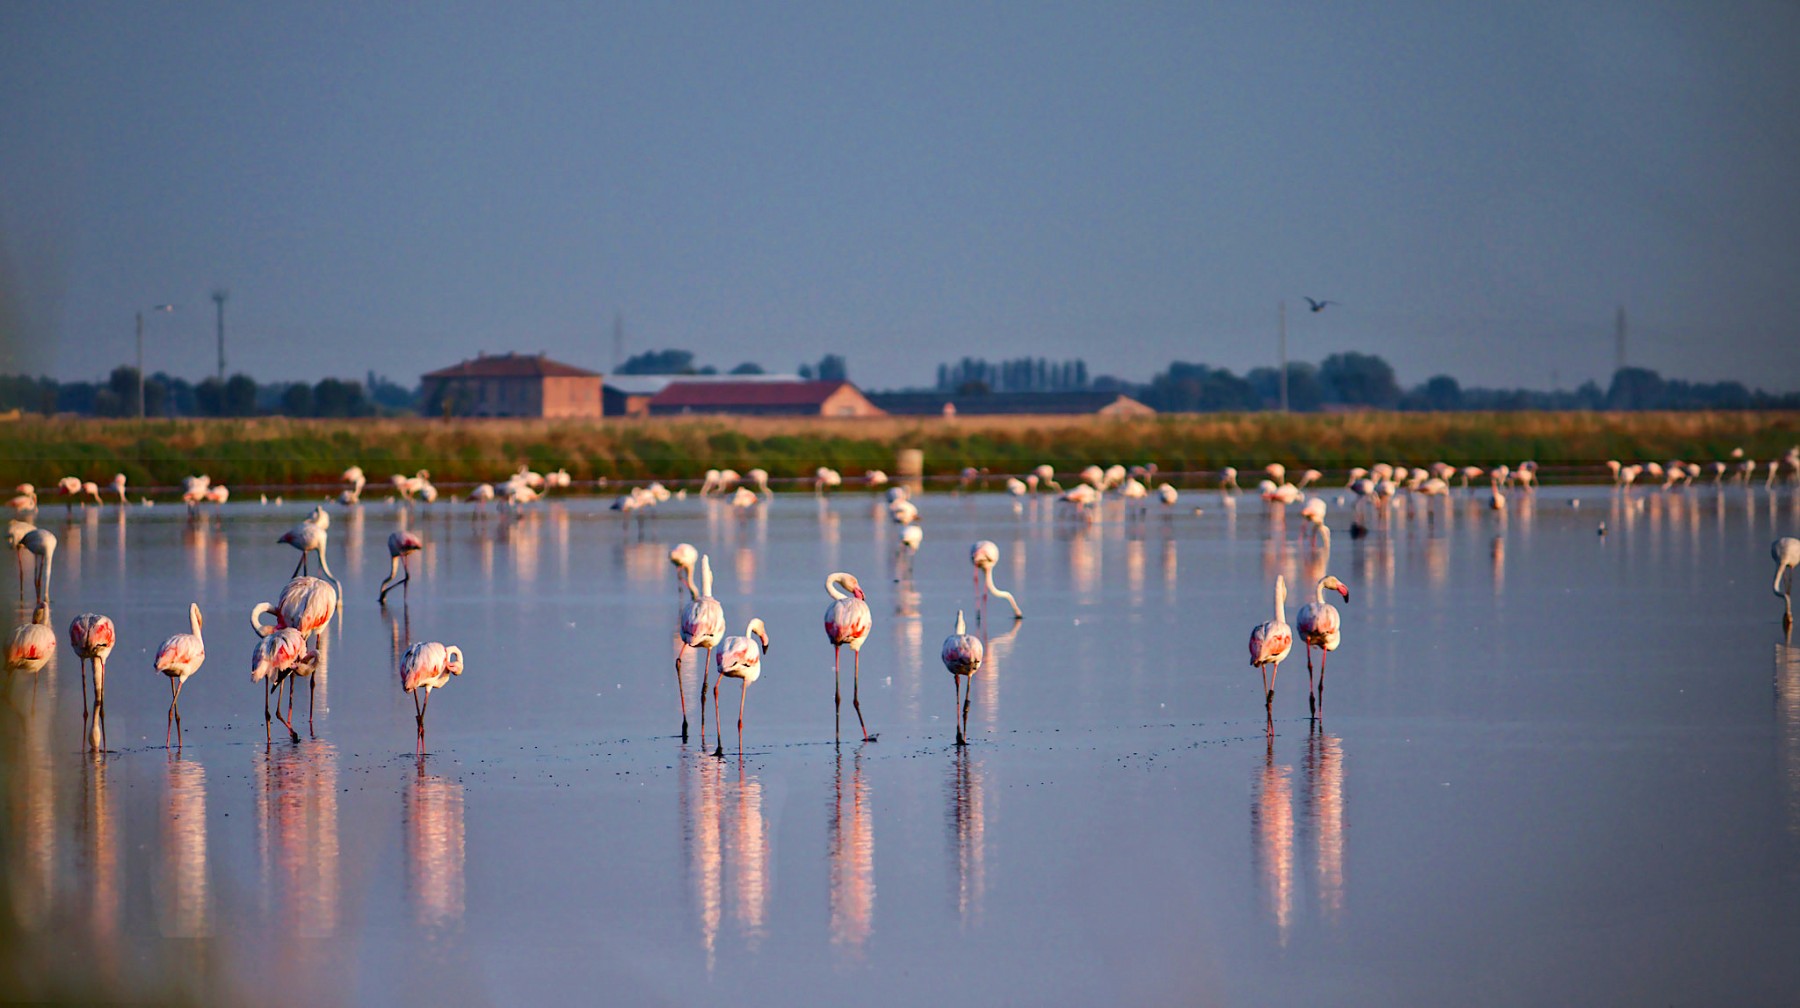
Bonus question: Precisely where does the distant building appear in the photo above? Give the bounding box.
[648,380,886,418]
[604,373,807,418]
[866,391,1154,417]
[421,352,603,418]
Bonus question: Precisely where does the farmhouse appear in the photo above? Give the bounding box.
[647,380,886,418]
[421,352,603,418]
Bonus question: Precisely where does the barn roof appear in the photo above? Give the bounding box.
[422,352,601,380]
[650,380,856,408]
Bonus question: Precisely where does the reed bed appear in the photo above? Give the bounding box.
[2,411,1796,489]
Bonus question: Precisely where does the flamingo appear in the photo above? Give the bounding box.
[111,473,128,505]
[1248,576,1293,723]
[712,618,769,757]
[865,469,889,488]
[747,468,773,498]
[824,571,875,742]
[1775,537,1800,628]
[670,543,700,599]
[677,554,726,742]
[251,626,316,740]
[21,527,55,606]
[341,465,366,501]
[277,520,338,592]
[154,603,205,747]
[7,519,35,592]
[1158,483,1179,512]
[969,541,1023,620]
[252,575,339,642]
[1034,464,1060,492]
[467,483,495,512]
[815,467,843,494]
[69,613,116,747]
[940,610,984,746]
[1295,575,1350,720]
[380,530,424,604]
[6,608,54,676]
[400,641,464,749]
[57,475,82,512]
[896,523,923,578]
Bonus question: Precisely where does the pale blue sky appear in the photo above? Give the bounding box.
[3,2,1797,390]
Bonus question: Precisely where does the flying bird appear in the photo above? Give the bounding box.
[1303,297,1339,313]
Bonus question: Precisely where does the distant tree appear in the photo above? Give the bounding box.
[366,371,418,412]
[956,380,991,395]
[1606,367,1665,410]
[195,377,225,416]
[798,363,814,380]
[106,367,138,416]
[729,362,765,375]
[223,374,259,416]
[1143,362,1258,412]
[1407,375,1463,411]
[312,378,371,417]
[617,349,699,374]
[281,382,313,416]
[1319,352,1400,408]
[816,354,848,382]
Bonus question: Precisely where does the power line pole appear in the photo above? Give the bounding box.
[213,289,229,383]
[1278,299,1289,413]
[1614,305,1627,374]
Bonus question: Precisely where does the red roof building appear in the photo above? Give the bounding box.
[647,380,885,418]
[421,352,603,418]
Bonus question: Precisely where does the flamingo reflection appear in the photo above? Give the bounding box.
[405,756,467,931]
[829,748,876,955]
[686,753,770,964]
[1251,736,1295,943]
[160,755,212,937]
[256,740,341,937]
[1303,730,1346,923]
[947,747,987,923]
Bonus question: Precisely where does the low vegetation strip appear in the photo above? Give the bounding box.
[3,412,1796,489]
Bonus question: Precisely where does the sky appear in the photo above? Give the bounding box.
[3,2,1798,392]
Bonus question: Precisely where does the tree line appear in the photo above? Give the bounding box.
[0,367,417,418]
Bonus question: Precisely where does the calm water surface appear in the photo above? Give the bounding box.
[4,485,1799,1005]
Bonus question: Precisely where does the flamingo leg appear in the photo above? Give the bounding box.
[833,645,842,741]
[953,675,964,746]
[737,680,748,756]
[675,643,690,740]
[1267,661,1279,711]
[712,678,724,759]
[1306,646,1316,720]
[308,676,316,735]
[292,554,306,577]
[698,646,713,744]
[166,677,175,746]
[852,648,872,742]
[961,675,973,744]
[1317,649,1328,719]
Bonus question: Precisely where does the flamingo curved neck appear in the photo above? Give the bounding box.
[825,573,853,599]
[983,565,1023,618]
[699,556,713,598]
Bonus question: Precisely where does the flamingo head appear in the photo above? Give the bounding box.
[747,618,770,653]
[1323,576,1350,604]
[444,645,464,676]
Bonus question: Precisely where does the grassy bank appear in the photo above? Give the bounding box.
[3,411,1797,489]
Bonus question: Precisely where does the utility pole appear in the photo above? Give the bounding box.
[1278,299,1289,413]
[213,289,229,383]
[1614,305,1627,374]
[136,303,175,419]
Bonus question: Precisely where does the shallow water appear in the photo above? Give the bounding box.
[4,484,1800,1005]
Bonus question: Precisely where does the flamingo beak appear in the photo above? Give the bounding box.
[1337,586,1351,603]
[853,588,865,600]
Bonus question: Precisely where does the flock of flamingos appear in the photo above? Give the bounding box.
[6,447,1800,756]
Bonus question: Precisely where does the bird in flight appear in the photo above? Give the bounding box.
[1303,297,1339,313]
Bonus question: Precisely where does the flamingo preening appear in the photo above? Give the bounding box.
[379,530,424,604]
[824,571,875,742]
[677,554,726,742]
[154,603,205,748]
[252,576,339,643]
[1776,537,1800,628]
[670,542,700,599]
[1295,575,1350,720]
[969,540,1023,620]
[712,618,769,757]
[1248,576,1293,727]
[69,613,116,748]
[940,610,984,746]
[251,626,317,741]
[400,641,464,750]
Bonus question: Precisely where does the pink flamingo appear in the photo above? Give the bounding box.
[154,603,205,747]
[940,610,984,746]
[1295,575,1350,720]
[400,641,464,750]
[277,520,339,593]
[21,527,54,606]
[969,541,1023,620]
[677,554,725,742]
[252,575,339,642]
[69,613,116,748]
[824,571,875,742]
[1248,576,1293,726]
[251,627,318,741]
[712,618,769,757]
[380,530,424,604]
[6,608,54,676]
[670,542,699,599]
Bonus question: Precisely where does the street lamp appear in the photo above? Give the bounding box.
[136,304,175,419]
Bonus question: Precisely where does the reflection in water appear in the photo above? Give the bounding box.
[947,747,987,923]
[161,755,211,937]
[11,688,58,929]
[1303,731,1346,923]
[687,752,770,966]
[829,749,876,956]
[978,621,1021,731]
[1779,638,1800,841]
[1251,736,1295,943]
[256,741,341,937]
[405,758,467,932]
[1068,527,1099,602]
